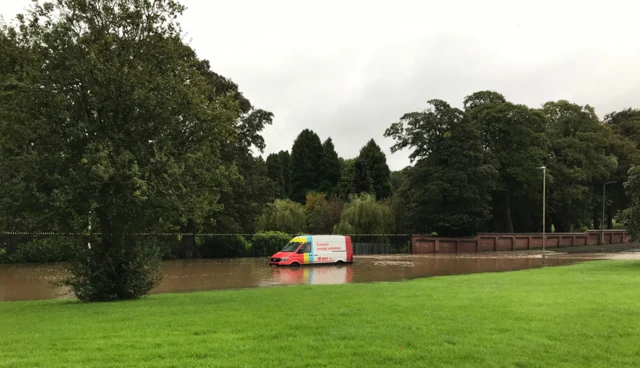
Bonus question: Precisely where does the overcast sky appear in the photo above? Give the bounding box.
[2,0,640,170]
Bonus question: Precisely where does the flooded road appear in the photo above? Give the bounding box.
[0,252,627,302]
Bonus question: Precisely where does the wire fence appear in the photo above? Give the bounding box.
[0,232,412,264]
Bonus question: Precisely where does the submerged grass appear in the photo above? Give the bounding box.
[1,260,640,367]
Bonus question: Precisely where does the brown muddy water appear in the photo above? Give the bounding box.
[0,252,629,302]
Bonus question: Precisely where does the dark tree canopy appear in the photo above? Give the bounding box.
[385,99,497,236]
[465,91,549,232]
[288,129,324,203]
[318,138,342,195]
[266,153,285,197]
[356,139,392,199]
[278,150,291,197]
[542,101,618,232]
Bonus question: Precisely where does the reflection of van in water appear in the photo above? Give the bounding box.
[272,265,353,285]
[269,235,353,266]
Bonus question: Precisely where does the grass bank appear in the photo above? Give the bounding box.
[1,261,640,367]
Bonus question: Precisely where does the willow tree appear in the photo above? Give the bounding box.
[257,200,308,234]
[0,0,239,301]
[333,193,395,241]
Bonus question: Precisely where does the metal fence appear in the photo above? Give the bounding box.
[0,232,412,264]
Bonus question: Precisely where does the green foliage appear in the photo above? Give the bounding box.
[249,231,291,257]
[605,108,640,147]
[385,99,497,236]
[0,0,245,300]
[289,129,324,202]
[212,157,278,236]
[304,191,328,213]
[390,168,409,192]
[7,237,77,264]
[356,139,393,199]
[465,91,549,232]
[333,193,395,236]
[278,151,291,197]
[603,110,640,224]
[319,138,342,195]
[352,157,375,195]
[257,199,308,234]
[60,236,163,302]
[623,166,640,241]
[266,153,285,198]
[336,159,357,200]
[305,192,343,234]
[198,235,250,258]
[542,101,618,232]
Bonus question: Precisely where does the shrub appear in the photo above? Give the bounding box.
[198,235,250,258]
[9,236,77,263]
[59,236,162,302]
[250,231,291,257]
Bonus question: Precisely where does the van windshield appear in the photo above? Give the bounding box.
[281,241,302,252]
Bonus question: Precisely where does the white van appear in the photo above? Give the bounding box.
[269,235,354,266]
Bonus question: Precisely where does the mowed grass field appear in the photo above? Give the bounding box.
[1,261,640,367]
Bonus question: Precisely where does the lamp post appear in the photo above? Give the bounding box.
[602,181,616,245]
[539,166,546,266]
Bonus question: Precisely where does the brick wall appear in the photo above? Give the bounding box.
[411,230,630,254]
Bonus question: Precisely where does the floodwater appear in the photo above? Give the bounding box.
[0,252,634,302]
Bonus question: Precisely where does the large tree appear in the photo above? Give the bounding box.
[464,91,549,232]
[355,140,392,199]
[318,138,341,195]
[289,129,324,203]
[257,199,307,234]
[278,150,291,197]
[333,193,395,240]
[0,0,241,301]
[542,101,618,232]
[602,109,640,228]
[385,99,497,236]
[180,58,275,257]
[266,153,285,197]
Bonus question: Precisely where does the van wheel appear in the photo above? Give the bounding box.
[290,262,300,268]
[336,261,344,266]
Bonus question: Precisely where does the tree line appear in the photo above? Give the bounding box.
[3,0,640,301]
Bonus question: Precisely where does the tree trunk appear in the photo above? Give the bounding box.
[180,219,198,259]
[561,205,572,232]
[607,211,614,229]
[593,210,600,230]
[504,192,514,233]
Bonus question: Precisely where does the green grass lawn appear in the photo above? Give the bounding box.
[2,261,640,368]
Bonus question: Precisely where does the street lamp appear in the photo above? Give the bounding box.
[539,166,546,266]
[602,181,617,245]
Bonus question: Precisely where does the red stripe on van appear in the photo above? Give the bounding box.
[345,236,353,262]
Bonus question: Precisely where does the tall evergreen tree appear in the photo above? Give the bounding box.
[352,157,374,195]
[266,153,285,197]
[289,129,324,203]
[336,159,356,200]
[318,138,342,195]
[277,150,291,197]
[355,139,392,199]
